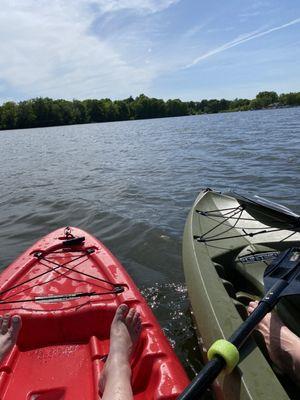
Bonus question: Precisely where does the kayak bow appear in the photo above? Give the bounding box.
[0,227,189,399]
[182,189,300,400]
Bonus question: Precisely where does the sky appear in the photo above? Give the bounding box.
[0,0,300,103]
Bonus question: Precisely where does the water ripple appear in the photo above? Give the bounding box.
[0,107,299,379]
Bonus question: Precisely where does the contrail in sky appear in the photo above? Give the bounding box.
[185,17,300,68]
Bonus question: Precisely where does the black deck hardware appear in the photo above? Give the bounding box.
[63,236,85,247]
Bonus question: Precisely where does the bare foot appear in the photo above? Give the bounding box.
[0,314,22,362]
[248,301,300,381]
[99,304,141,394]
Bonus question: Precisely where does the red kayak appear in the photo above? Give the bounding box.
[0,227,189,399]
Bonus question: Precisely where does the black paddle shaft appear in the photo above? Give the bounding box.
[178,248,300,400]
[178,280,288,400]
[178,357,225,399]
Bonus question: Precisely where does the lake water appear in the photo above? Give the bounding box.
[0,107,299,382]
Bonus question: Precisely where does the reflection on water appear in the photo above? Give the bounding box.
[141,282,202,377]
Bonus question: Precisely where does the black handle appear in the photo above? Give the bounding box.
[178,357,225,400]
[62,236,85,246]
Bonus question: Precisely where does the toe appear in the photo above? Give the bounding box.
[125,308,135,326]
[132,311,141,327]
[1,315,10,335]
[114,304,129,321]
[134,320,142,334]
[9,315,22,337]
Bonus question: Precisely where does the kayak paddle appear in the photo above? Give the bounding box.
[178,247,300,399]
[230,192,300,232]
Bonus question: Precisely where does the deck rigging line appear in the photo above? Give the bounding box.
[0,247,125,306]
[194,205,295,244]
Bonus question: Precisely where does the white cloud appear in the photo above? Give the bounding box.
[181,20,213,39]
[239,11,261,18]
[2,1,298,103]
[0,0,178,102]
[90,0,179,14]
[185,18,300,68]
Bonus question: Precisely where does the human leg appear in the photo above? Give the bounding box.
[99,304,141,400]
[248,301,300,382]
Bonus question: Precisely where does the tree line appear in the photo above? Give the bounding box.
[0,91,299,130]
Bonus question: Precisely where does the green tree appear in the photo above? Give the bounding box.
[114,100,131,121]
[279,92,300,106]
[219,99,230,111]
[254,91,279,108]
[31,97,55,127]
[84,99,105,123]
[72,100,88,124]
[132,95,166,119]
[165,99,188,117]
[101,99,116,121]
[0,101,17,129]
[16,100,37,128]
[1,90,300,131]
[206,99,221,113]
[56,100,76,125]
[229,98,251,111]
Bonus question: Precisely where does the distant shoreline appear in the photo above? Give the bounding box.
[1,91,299,131]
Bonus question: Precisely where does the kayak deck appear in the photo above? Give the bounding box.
[183,189,300,400]
[0,227,189,399]
[1,307,174,400]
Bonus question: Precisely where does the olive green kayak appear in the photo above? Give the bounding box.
[183,188,300,400]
